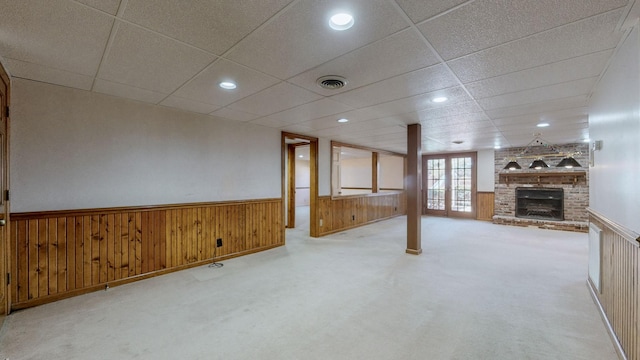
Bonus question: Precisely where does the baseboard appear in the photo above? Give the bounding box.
[586,279,627,360]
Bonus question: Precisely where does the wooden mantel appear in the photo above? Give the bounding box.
[499,170,586,186]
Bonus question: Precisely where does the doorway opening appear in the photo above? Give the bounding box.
[422,152,477,219]
[282,133,319,237]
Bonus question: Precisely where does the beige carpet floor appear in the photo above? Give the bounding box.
[0,216,617,360]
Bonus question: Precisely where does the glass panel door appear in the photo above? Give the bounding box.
[423,153,476,218]
[450,156,473,213]
[425,158,446,214]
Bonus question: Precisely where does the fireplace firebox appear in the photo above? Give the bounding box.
[515,187,564,221]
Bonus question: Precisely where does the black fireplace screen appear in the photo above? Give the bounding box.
[515,187,564,221]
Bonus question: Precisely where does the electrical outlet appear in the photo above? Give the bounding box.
[216,238,223,248]
[319,219,323,226]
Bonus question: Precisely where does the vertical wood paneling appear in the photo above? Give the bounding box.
[476,192,495,221]
[318,193,406,236]
[590,212,639,360]
[10,199,284,309]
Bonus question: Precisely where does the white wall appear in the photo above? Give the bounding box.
[588,25,640,235]
[341,157,372,189]
[476,149,495,192]
[379,155,404,190]
[11,79,281,212]
[295,158,310,206]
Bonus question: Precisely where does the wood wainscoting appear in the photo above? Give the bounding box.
[9,198,283,310]
[318,192,406,236]
[476,192,495,221]
[588,209,639,360]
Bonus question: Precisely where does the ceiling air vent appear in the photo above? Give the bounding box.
[316,75,348,90]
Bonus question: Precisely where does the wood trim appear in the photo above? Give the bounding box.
[287,144,296,228]
[589,211,639,360]
[10,198,284,309]
[11,198,282,220]
[0,58,10,320]
[588,208,640,245]
[372,152,379,193]
[476,192,495,221]
[317,193,406,236]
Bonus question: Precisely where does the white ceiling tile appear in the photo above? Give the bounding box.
[226,0,409,79]
[210,107,261,122]
[414,101,485,122]
[3,58,94,90]
[174,59,279,106]
[395,0,470,24]
[485,96,588,119]
[75,0,121,15]
[98,22,215,94]
[0,0,114,76]
[448,9,625,83]
[492,107,588,126]
[122,0,293,54]
[227,82,322,116]
[478,78,597,111]
[358,86,472,118]
[160,96,222,114]
[93,79,167,104]
[421,112,490,128]
[250,98,354,127]
[288,29,439,95]
[330,64,459,108]
[465,50,612,98]
[295,109,381,130]
[420,0,626,60]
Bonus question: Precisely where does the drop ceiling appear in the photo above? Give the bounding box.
[0,0,634,153]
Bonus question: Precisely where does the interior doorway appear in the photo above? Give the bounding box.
[282,133,319,237]
[422,152,477,219]
[293,145,311,231]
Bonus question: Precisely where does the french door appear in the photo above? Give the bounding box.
[423,153,476,218]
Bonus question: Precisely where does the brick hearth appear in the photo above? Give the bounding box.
[493,143,589,233]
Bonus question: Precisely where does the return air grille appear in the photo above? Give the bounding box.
[316,75,348,90]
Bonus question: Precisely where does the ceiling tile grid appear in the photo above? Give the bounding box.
[0,0,632,153]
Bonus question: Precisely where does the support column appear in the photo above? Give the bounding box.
[406,124,422,255]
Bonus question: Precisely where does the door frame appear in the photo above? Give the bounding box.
[0,59,11,319]
[282,132,319,237]
[423,152,477,219]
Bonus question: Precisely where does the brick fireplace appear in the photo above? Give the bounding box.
[493,143,589,232]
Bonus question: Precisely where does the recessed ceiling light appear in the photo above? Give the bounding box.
[337,118,349,123]
[537,122,550,127]
[432,96,448,103]
[329,13,354,31]
[583,138,591,143]
[494,145,501,149]
[219,81,237,90]
[298,155,304,158]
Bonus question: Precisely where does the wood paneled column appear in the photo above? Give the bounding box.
[406,124,422,255]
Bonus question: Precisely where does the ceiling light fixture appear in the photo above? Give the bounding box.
[299,155,304,158]
[219,81,237,90]
[537,122,550,127]
[337,118,349,123]
[329,13,354,31]
[502,133,582,170]
[432,96,448,103]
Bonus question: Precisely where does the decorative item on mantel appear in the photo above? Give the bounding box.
[502,133,582,170]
